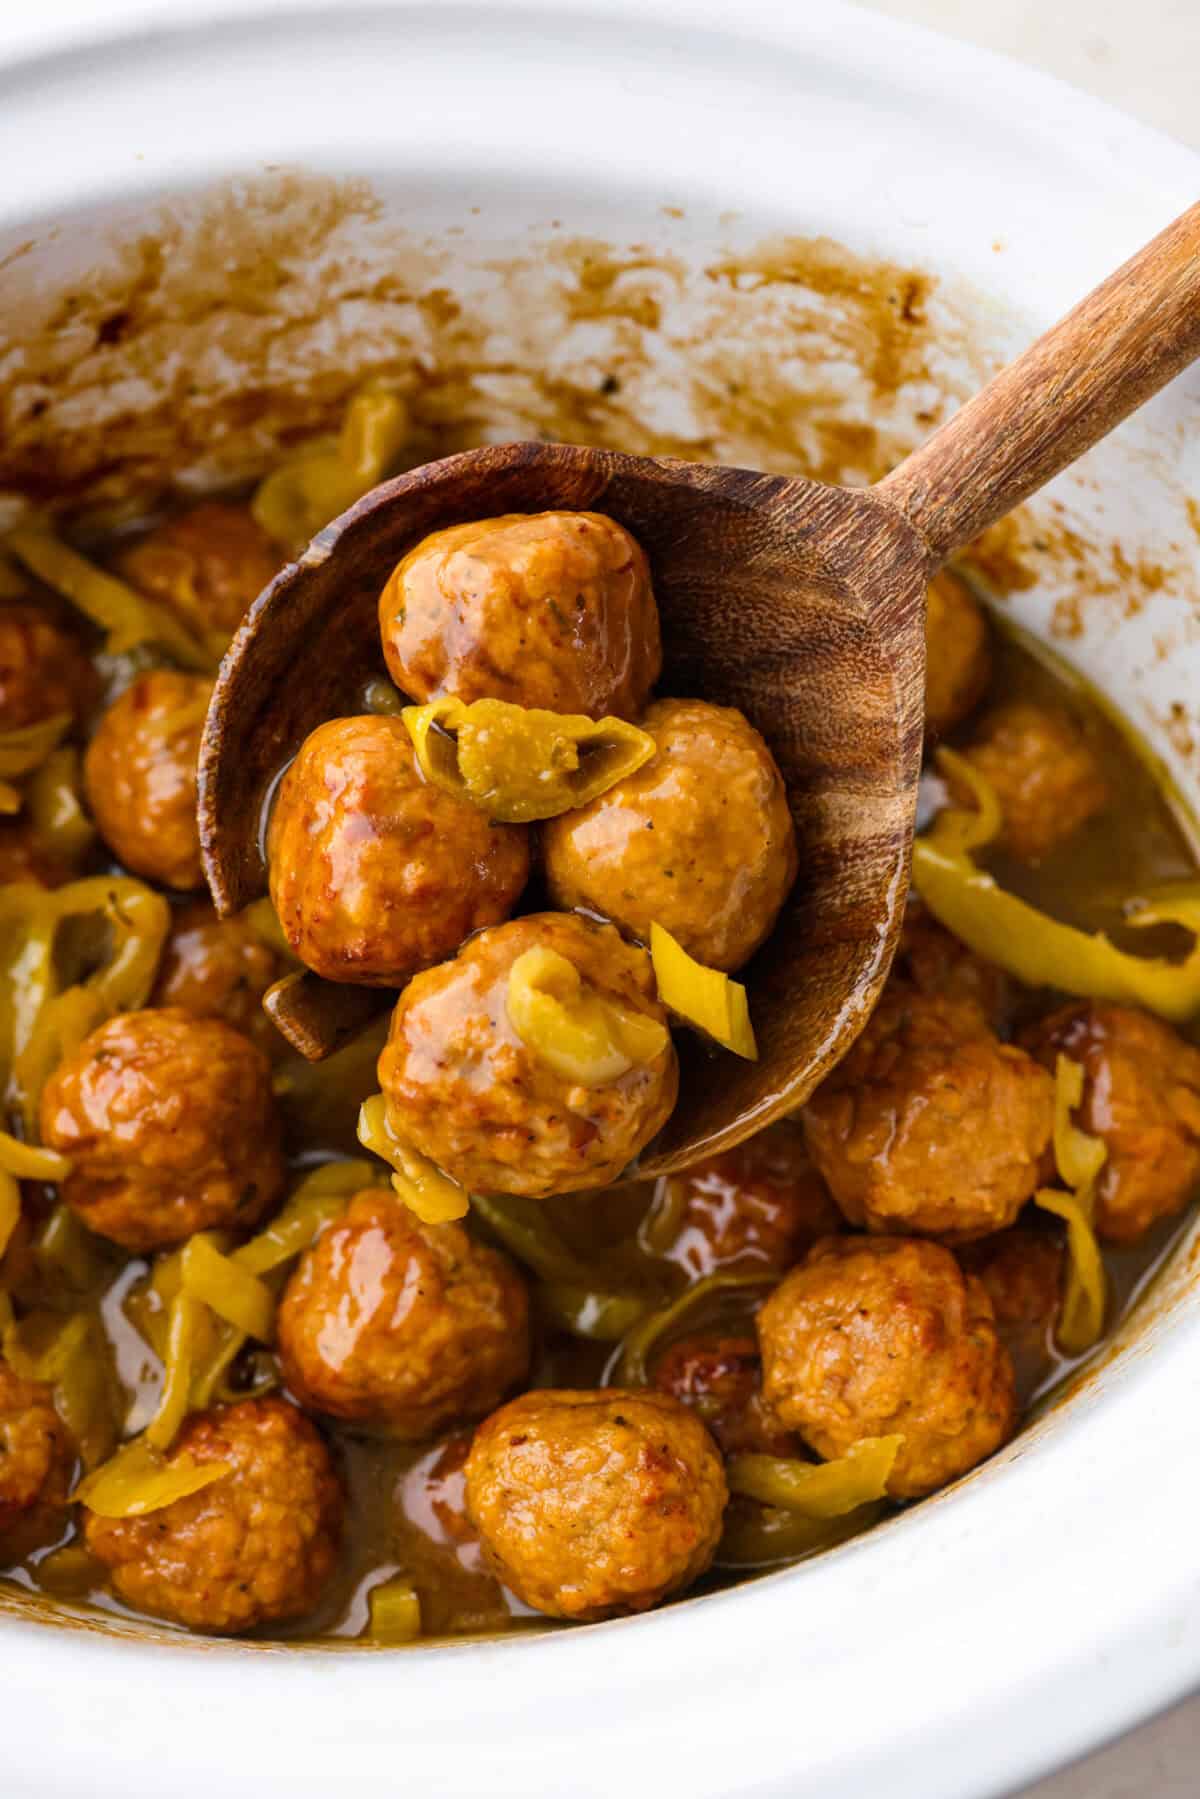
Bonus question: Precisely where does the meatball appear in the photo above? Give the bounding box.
[379,912,677,1197]
[83,670,211,890]
[952,701,1108,862]
[267,714,530,985]
[39,1006,285,1252]
[151,900,284,1053]
[895,902,1010,1031]
[650,1118,840,1279]
[380,510,660,721]
[1021,1001,1200,1244]
[652,1334,794,1457]
[543,698,797,972]
[115,501,280,640]
[803,985,1054,1239]
[464,1388,727,1620]
[959,1223,1063,1398]
[0,1359,72,1558]
[0,604,94,732]
[83,1397,342,1632]
[278,1188,530,1438]
[758,1237,1016,1499]
[923,568,991,739]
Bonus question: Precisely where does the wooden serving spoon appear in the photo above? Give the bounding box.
[199,203,1200,1175]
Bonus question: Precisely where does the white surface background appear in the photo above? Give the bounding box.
[852,12,1200,1797]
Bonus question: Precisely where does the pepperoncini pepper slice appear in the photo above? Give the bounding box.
[0,875,171,1131]
[181,1234,276,1343]
[403,695,656,824]
[649,922,757,1059]
[1035,1053,1109,1355]
[357,1094,470,1223]
[74,1438,231,1518]
[27,747,96,869]
[5,526,214,672]
[367,1576,423,1643]
[251,390,408,553]
[727,1435,903,1517]
[913,748,1200,1023]
[506,945,669,1086]
[234,1159,372,1275]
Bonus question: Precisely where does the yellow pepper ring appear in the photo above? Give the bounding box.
[913,749,1200,1024]
[403,695,656,824]
[506,945,669,1086]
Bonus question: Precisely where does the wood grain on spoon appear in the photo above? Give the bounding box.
[199,202,1200,1174]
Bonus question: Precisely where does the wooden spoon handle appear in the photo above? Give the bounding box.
[876,202,1200,561]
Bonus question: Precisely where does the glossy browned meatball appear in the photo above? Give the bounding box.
[278,1188,531,1438]
[959,1223,1063,1398]
[378,912,677,1197]
[923,569,991,739]
[649,1118,840,1279]
[40,1007,285,1252]
[83,670,211,890]
[543,698,797,972]
[380,510,661,720]
[0,1359,72,1558]
[115,501,280,640]
[151,900,284,1053]
[803,985,1054,1238]
[896,902,1010,1031]
[268,714,530,985]
[758,1237,1016,1498]
[652,1334,794,1458]
[0,604,94,732]
[952,701,1108,862]
[464,1388,727,1620]
[83,1398,342,1632]
[1021,1001,1200,1244]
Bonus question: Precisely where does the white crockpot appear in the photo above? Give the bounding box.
[2,4,1200,1795]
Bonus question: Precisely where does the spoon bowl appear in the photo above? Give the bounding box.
[199,445,929,1172]
[199,203,1200,1174]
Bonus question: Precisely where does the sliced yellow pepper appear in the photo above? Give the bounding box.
[6,526,213,671]
[367,1576,423,1643]
[649,922,757,1059]
[726,1436,903,1517]
[357,1094,470,1223]
[75,1438,231,1518]
[233,1159,371,1275]
[181,1234,276,1342]
[251,390,408,553]
[913,749,1200,1023]
[506,945,669,1086]
[27,747,96,868]
[0,874,170,1130]
[403,695,656,824]
[144,1290,203,1451]
[1034,1054,1109,1355]
[0,1133,71,1182]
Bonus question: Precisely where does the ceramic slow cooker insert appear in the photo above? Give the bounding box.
[1,4,1199,1796]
